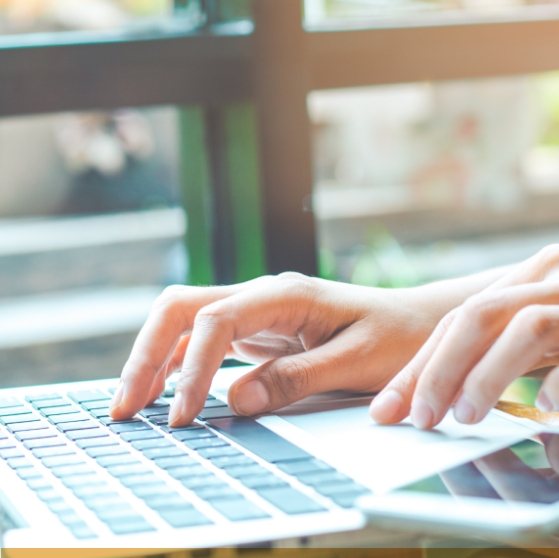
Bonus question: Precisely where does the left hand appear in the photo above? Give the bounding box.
[370,244,559,430]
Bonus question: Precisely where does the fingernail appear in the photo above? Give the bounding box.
[454,394,477,424]
[169,391,187,426]
[110,381,124,413]
[536,390,553,413]
[369,390,403,423]
[232,381,270,415]
[410,396,434,430]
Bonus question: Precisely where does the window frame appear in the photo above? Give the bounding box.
[2,0,559,282]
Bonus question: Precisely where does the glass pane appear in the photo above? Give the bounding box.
[0,106,187,387]
[0,0,202,34]
[311,73,559,287]
[305,0,559,25]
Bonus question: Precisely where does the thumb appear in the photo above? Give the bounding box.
[228,356,317,415]
[228,327,365,415]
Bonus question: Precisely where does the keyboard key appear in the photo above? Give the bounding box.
[211,497,269,521]
[121,430,162,443]
[24,437,67,450]
[66,429,108,441]
[41,455,85,468]
[16,467,42,480]
[239,475,287,490]
[6,457,32,469]
[96,506,137,522]
[297,470,351,487]
[0,406,31,417]
[36,488,64,503]
[72,485,115,499]
[0,397,20,408]
[32,445,75,459]
[84,445,129,458]
[203,399,229,409]
[8,421,49,433]
[68,390,109,404]
[129,482,172,499]
[119,473,161,488]
[107,517,155,535]
[76,436,118,449]
[106,463,150,478]
[153,456,196,470]
[147,415,169,426]
[143,493,192,510]
[142,446,185,460]
[58,420,100,432]
[108,422,152,434]
[276,458,331,476]
[130,439,174,451]
[0,447,24,459]
[184,437,225,451]
[165,464,209,480]
[26,477,52,490]
[81,401,111,411]
[16,428,59,441]
[60,474,104,489]
[41,406,78,417]
[51,464,95,478]
[1,414,37,425]
[208,417,310,463]
[197,406,236,420]
[25,394,59,403]
[257,487,326,515]
[178,474,220,490]
[192,485,239,501]
[49,413,90,425]
[0,439,16,450]
[88,408,111,419]
[33,399,70,409]
[96,454,138,468]
[198,446,240,460]
[224,464,269,479]
[171,428,213,441]
[159,508,212,528]
[211,455,254,469]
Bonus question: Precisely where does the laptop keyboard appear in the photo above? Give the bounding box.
[0,387,370,540]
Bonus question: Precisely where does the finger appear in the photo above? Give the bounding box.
[453,305,559,424]
[489,244,559,289]
[538,365,559,413]
[410,282,559,430]
[168,279,315,426]
[369,310,457,424]
[110,283,243,419]
[228,322,379,416]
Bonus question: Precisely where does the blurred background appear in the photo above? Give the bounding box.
[1,0,558,403]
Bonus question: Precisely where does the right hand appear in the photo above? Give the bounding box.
[110,273,437,427]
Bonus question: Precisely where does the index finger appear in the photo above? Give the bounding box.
[168,279,315,426]
[110,283,241,420]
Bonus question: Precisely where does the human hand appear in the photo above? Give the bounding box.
[370,244,559,430]
[110,273,436,427]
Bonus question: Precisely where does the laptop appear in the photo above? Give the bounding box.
[0,365,541,552]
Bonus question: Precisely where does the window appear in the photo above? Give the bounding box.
[1,0,558,404]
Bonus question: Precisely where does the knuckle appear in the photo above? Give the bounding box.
[537,244,559,266]
[514,305,556,339]
[152,285,185,314]
[193,304,228,330]
[459,293,500,330]
[275,272,316,299]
